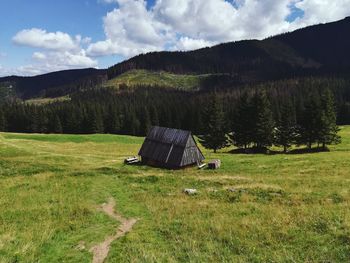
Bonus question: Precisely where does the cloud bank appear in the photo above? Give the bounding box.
[88,0,350,58]
[2,0,350,76]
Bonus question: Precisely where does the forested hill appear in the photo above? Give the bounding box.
[0,68,106,99]
[2,17,350,136]
[1,17,350,100]
[108,16,350,80]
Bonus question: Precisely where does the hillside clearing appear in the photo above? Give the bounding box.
[0,128,350,262]
[104,69,210,90]
[25,96,71,105]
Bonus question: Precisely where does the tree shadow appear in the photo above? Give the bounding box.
[228,146,330,155]
[288,147,330,154]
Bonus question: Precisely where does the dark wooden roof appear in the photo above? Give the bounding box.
[138,126,204,168]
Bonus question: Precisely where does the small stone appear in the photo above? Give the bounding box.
[75,241,86,251]
[183,188,197,195]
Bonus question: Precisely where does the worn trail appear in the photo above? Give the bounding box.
[90,198,137,263]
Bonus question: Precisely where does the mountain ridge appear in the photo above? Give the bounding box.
[1,16,350,99]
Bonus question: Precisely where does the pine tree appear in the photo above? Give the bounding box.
[123,109,140,136]
[38,109,49,133]
[149,105,159,126]
[30,109,40,133]
[199,94,229,153]
[87,110,104,134]
[53,115,63,134]
[274,101,297,152]
[297,91,322,149]
[252,90,275,149]
[139,107,151,136]
[230,92,255,149]
[318,89,341,149]
[0,109,6,131]
[105,108,121,134]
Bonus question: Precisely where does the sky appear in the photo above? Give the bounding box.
[0,0,350,77]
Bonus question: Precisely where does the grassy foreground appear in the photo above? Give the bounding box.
[1,128,350,262]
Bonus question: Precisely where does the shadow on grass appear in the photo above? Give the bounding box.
[228,147,330,155]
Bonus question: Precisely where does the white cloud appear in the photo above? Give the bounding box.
[88,0,168,57]
[293,0,350,27]
[32,52,47,60]
[172,37,214,51]
[3,0,350,76]
[13,28,81,51]
[88,0,350,58]
[99,0,118,3]
[9,28,98,76]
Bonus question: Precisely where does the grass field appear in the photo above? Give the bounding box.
[1,127,350,262]
[104,70,210,91]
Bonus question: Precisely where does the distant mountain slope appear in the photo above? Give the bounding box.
[108,17,350,81]
[274,17,350,67]
[1,16,350,100]
[0,68,106,99]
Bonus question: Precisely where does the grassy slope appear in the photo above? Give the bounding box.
[104,70,209,91]
[1,129,350,262]
[25,96,71,105]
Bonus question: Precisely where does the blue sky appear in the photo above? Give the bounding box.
[0,0,118,72]
[0,0,349,76]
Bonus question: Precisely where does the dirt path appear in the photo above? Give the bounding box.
[89,198,138,263]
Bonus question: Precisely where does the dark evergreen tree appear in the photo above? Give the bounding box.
[86,110,104,134]
[318,89,341,149]
[124,109,140,136]
[30,109,40,133]
[0,109,6,131]
[105,107,121,134]
[297,91,322,149]
[52,114,63,134]
[149,105,159,126]
[230,92,254,149]
[274,101,297,152]
[139,107,151,136]
[199,93,229,153]
[252,90,275,149]
[38,109,49,133]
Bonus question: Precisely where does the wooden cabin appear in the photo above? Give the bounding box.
[138,126,205,169]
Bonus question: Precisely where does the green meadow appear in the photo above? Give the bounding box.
[1,127,350,262]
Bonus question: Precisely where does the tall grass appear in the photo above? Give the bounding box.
[0,128,350,262]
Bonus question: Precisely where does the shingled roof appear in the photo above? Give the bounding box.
[138,126,205,168]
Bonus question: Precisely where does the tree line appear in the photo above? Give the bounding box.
[0,77,344,153]
[199,88,340,153]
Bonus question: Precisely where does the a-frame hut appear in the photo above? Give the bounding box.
[138,126,205,169]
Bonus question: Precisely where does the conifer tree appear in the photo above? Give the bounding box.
[53,114,63,134]
[105,108,121,134]
[87,110,104,134]
[139,107,151,136]
[124,109,140,136]
[30,109,40,133]
[297,91,322,149]
[149,105,159,126]
[199,93,229,153]
[0,109,6,131]
[318,88,341,149]
[274,101,296,152]
[230,92,255,149]
[252,90,275,149]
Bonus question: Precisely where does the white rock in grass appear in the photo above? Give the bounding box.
[183,188,197,195]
